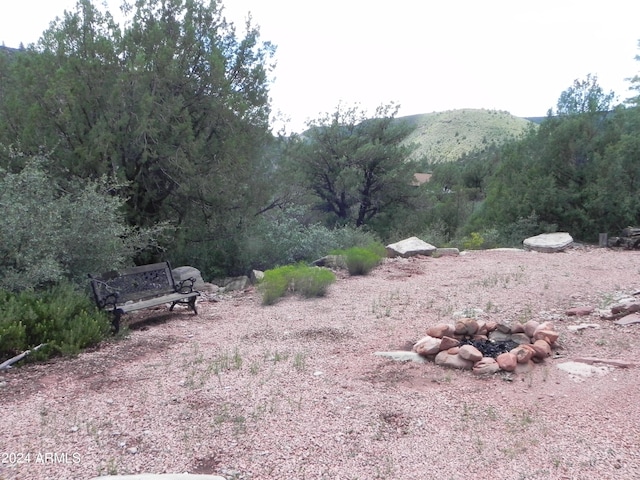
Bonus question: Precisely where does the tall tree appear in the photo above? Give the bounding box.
[0,0,277,273]
[555,73,615,116]
[292,103,417,229]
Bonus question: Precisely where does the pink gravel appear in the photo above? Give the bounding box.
[1,247,640,479]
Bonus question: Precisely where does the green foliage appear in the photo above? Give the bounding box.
[259,264,336,305]
[237,207,381,274]
[0,156,165,290]
[291,103,418,228]
[337,243,385,275]
[402,109,533,164]
[0,283,111,363]
[555,74,615,116]
[461,232,484,250]
[0,0,276,274]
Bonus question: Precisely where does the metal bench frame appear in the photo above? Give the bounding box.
[88,262,200,333]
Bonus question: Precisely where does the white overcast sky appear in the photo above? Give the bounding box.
[1,0,639,133]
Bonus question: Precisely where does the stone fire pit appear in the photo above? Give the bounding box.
[411,318,559,375]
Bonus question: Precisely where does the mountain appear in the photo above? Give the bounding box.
[399,108,535,163]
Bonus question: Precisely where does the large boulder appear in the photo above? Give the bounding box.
[172,266,206,290]
[385,236,436,258]
[523,232,573,253]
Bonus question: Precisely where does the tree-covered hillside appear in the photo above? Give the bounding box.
[1,0,639,286]
[401,108,534,164]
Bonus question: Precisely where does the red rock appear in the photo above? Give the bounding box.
[566,306,594,316]
[511,322,525,334]
[534,322,554,334]
[413,335,442,356]
[531,339,552,358]
[496,322,512,333]
[533,329,559,345]
[476,320,488,336]
[463,318,479,335]
[426,323,454,338]
[447,347,460,355]
[511,345,534,364]
[439,336,460,350]
[454,318,479,335]
[434,351,449,366]
[611,299,640,315]
[485,321,498,332]
[496,352,517,372]
[454,321,468,335]
[435,352,473,370]
[523,320,540,338]
[459,345,483,363]
[613,313,640,326]
[472,357,500,375]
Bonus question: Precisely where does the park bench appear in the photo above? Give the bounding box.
[88,262,200,333]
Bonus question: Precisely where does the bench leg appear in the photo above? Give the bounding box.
[112,310,122,334]
[169,297,198,315]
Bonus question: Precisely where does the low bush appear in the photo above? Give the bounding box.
[0,283,111,364]
[292,267,337,298]
[259,264,336,305]
[335,242,385,276]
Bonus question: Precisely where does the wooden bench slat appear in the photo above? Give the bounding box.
[118,292,199,313]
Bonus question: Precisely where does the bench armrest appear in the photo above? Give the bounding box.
[175,277,197,294]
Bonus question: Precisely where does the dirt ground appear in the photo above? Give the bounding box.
[1,246,640,480]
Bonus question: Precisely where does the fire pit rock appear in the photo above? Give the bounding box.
[413,319,559,375]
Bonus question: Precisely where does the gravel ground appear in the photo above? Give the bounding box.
[2,247,640,480]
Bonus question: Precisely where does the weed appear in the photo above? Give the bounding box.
[249,361,260,375]
[101,458,119,476]
[293,351,307,371]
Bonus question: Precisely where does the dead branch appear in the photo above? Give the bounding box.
[0,344,47,371]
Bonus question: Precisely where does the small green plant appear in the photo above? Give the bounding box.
[259,264,336,305]
[293,351,307,371]
[335,242,385,276]
[461,232,484,250]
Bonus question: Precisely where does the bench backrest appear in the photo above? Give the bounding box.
[89,262,177,307]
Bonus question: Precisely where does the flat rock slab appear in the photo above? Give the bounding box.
[90,476,225,480]
[614,312,640,325]
[523,232,573,253]
[374,351,427,363]
[386,236,436,258]
[557,361,612,382]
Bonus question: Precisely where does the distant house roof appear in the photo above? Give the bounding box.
[411,173,432,186]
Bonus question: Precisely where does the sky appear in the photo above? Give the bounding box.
[1,0,639,133]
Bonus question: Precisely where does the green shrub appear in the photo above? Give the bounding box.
[260,265,297,305]
[259,264,336,305]
[335,242,385,276]
[292,267,336,298]
[461,232,484,250]
[0,156,167,291]
[0,283,111,363]
[239,207,382,274]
